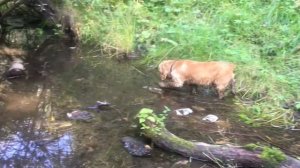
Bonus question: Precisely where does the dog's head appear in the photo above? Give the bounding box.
[158,60,175,80]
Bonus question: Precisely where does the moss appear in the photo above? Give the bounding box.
[259,147,286,166]
[160,128,195,149]
[244,143,262,151]
[244,144,286,166]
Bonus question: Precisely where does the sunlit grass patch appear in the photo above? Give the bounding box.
[101,2,142,56]
[70,1,148,57]
[103,12,136,56]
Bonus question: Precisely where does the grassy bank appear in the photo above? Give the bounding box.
[68,0,300,127]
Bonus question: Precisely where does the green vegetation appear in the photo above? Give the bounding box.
[136,107,171,135]
[244,143,262,151]
[244,143,286,166]
[260,146,286,166]
[295,102,300,111]
[136,107,195,148]
[68,0,300,127]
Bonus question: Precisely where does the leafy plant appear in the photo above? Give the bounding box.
[136,106,171,135]
[295,102,300,111]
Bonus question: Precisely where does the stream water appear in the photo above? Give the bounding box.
[0,40,299,168]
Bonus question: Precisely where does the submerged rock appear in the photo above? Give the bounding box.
[86,101,111,111]
[6,58,26,79]
[175,108,193,116]
[202,114,219,122]
[67,110,94,122]
[121,136,152,157]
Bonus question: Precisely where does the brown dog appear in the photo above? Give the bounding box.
[158,60,236,99]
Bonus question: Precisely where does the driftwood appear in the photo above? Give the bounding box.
[138,109,300,167]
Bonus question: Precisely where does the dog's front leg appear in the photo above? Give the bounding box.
[158,81,182,88]
[159,78,184,88]
[189,84,199,94]
[158,81,170,88]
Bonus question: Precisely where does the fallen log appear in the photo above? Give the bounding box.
[136,108,300,167]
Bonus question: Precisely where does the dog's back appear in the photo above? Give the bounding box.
[171,60,235,85]
[158,60,236,99]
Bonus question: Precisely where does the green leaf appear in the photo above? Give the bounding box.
[147,116,156,122]
[139,118,146,123]
[139,108,153,114]
[164,106,171,112]
[295,102,300,110]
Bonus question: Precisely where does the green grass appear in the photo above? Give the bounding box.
[68,0,300,127]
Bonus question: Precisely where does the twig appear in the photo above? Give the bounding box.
[131,66,147,76]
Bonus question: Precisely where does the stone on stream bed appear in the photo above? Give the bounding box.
[6,58,26,79]
[67,110,94,122]
[86,101,111,111]
[175,108,193,116]
[121,136,152,157]
[202,114,219,122]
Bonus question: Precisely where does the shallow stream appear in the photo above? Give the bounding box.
[0,41,299,168]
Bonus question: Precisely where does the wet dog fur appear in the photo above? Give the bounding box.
[158,60,236,99]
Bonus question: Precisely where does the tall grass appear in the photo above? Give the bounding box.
[69,0,300,127]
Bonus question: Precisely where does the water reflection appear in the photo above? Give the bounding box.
[0,117,75,167]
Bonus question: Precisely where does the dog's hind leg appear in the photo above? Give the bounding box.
[216,84,227,99]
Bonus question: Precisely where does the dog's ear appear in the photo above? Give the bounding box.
[159,60,174,80]
[159,62,167,80]
[166,68,173,79]
[160,73,166,80]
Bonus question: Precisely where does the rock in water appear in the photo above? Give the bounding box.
[202,114,219,122]
[86,101,111,111]
[175,108,193,116]
[6,58,26,78]
[121,136,152,156]
[67,110,94,122]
